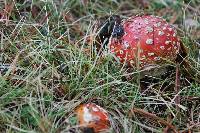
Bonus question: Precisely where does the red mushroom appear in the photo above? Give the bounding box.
[109,15,181,68]
[75,103,110,133]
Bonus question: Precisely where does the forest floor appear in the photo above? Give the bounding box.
[0,0,200,132]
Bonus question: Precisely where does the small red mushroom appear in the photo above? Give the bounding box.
[109,15,181,68]
[75,103,110,133]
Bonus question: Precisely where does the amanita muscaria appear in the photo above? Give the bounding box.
[75,103,110,133]
[109,15,181,68]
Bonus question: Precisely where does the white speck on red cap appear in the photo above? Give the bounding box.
[141,55,146,58]
[144,18,149,24]
[138,25,142,29]
[168,28,173,31]
[167,47,172,50]
[154,56,160,61]
[92,107,99,112]
[119,50,123,54]
[146,39,153,45]
[123,41,129,49]
[165,40,171,45]
[146,26,153,33]
[166,33,170,36]
[158,31,164,36]
[148,52,155,56]
[160,46,165,50]
[83,106,94,123]
[173,33,176,37]
[163,27,167,30]
[154,22,161,27]
[111,45,114,49]
[134,36,139,40]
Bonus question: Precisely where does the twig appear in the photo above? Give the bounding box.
[130,108,178,133]
[39,12,51,25]
[163,114,173,133]
[180,122,200,132]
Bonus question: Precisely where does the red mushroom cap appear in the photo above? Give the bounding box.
[75,103,110,133]
[109,15,180,68]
